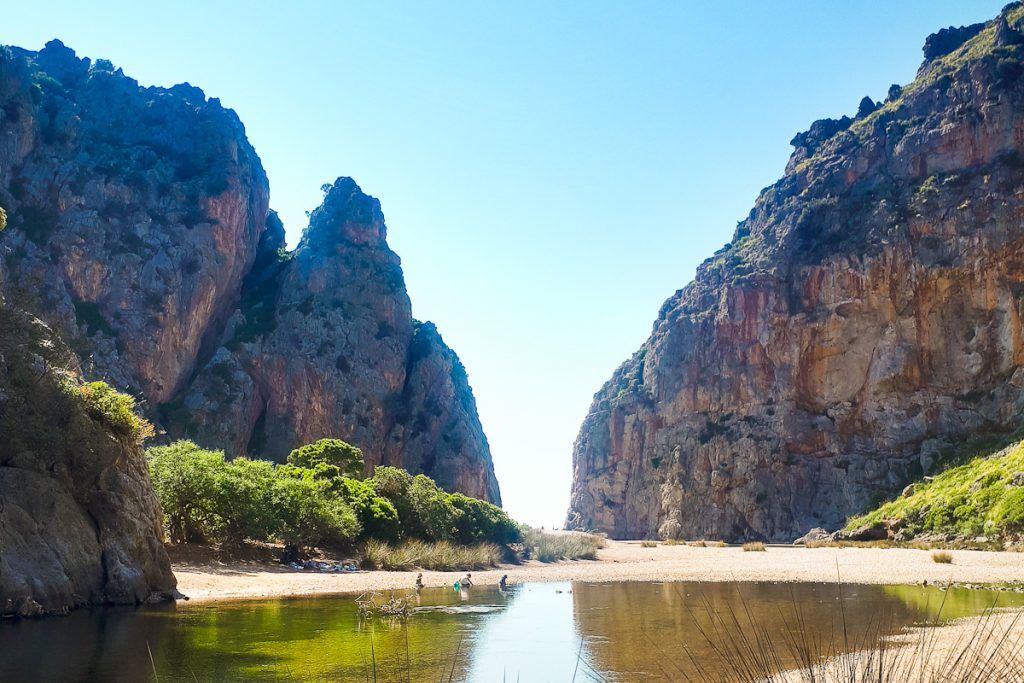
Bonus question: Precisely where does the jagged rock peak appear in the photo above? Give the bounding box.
[0,39,502,505]
[301,177,389,251]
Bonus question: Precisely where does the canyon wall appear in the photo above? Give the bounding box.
[568,6,1024,540]
[0,40,499,503]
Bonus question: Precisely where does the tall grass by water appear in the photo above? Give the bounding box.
[671,586,1024,682]
[360,539,503,570]
[522,528,606,562]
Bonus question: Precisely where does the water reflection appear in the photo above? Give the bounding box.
[0,581,1020,682]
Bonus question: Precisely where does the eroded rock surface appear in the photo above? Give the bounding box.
[0,308,176,616]
[568,5,1024,541]
[175,180,500,502]
[0,42,500,503]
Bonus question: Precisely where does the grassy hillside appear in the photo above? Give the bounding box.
[845,441,1024,541]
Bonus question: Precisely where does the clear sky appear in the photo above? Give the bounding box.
[6,1,1005,527]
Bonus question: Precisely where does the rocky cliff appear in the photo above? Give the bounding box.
[568,5,1024,541]
[0,307,177,617]
[174,179,501,502]
[0,41,499,503]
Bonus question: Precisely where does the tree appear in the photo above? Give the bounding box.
[146,441,225,543]
[369,466,418,537]
[287,438,364,478]
[273,473,360,549]
[215,457,279,543]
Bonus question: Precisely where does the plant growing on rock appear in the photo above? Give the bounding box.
[78,380,154,441]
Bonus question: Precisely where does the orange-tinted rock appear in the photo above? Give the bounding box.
[568,6,1024,540]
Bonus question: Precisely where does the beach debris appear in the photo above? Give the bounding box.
[355,591,413,619]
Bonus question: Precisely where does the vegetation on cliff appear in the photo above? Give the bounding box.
[0,307,175,615]
[846,440,1024,542]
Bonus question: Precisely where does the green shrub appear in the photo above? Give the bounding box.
[340,477,401,542]
[0,206,6,232]
[215,457,279,543]
[368,466,417,534]
[368,467,463,542]
[408,474,460,541]
[146,439,522,554]
[448,493,522,545]
[287,438,364,478]
[148,440,359,548]
[79,381,153,440]
[846,440,1024,540]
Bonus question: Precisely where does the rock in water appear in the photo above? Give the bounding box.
[567,4,1024,541]
[0,42,499,502]
[0,308,176,616]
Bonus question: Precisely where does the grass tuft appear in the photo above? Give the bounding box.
[360,539,501,571]
[522,528,605,562]
[742,542,766,552]
[932,550,953,564]
[641,540,658,548]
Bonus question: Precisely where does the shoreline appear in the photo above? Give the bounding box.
[173,540,1024,604]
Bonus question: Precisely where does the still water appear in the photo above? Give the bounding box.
[1,581,1020,682]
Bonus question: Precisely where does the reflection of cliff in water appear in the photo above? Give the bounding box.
[2,581,1022,682]
[0,587,506,683]
[571,582,1024,681]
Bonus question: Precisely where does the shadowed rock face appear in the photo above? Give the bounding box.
[0,309,176,617]
[568,5,1024,541]
[0,42,500,503]
[176,180,501,503]
[0,40,270,404]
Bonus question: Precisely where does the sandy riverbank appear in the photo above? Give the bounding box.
[173,540,1024,603]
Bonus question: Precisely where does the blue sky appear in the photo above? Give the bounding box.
[6,1,1005,526]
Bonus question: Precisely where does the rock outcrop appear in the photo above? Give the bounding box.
[0,40,269,404]
[174,179,500,502]
[0,41,499,503]
[568,4,1024,541]
[0,308,176,616]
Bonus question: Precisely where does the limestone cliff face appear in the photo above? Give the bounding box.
[176,179,501,503]
[568,6,1024,541]
[0,308,176,617]
[0,42,500,503]
[0,40,269,403]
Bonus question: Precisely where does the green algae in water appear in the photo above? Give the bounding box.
[1,582,1022,682]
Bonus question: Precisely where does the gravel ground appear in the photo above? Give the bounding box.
[173,540,1024,603]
